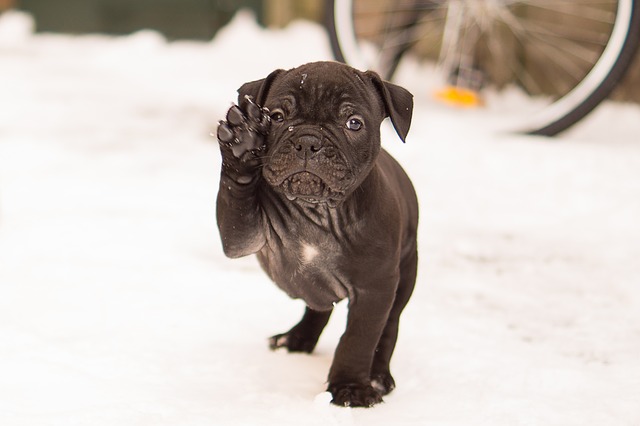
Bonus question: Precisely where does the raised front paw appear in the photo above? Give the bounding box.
[328,382,383,408]
[217,96,270,162]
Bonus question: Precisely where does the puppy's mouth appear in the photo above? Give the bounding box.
[280,171,344,206]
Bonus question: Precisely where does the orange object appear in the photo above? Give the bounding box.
[434,86,483,108]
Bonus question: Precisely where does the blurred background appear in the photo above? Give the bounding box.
[1,0,320,39]
[2,0,639,102]
[1,1,639,424]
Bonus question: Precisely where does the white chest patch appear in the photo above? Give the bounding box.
[301,243,320,264]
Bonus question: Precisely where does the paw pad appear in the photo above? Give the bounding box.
[217,96,271,161]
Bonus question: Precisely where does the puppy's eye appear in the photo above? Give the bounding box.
[346,117,363,131]
[270,110,285,123]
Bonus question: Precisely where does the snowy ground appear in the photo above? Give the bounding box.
[1,10,639,426]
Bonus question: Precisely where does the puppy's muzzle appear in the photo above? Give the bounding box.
[263,132,354,205]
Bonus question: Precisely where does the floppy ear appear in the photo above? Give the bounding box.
[237,69,285,106]
[365,71,414,142]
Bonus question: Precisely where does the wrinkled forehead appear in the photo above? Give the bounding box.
[265,64,383,119]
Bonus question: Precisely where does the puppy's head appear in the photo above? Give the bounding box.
[238,61,413,207]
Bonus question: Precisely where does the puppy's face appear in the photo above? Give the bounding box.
[262,63,386,206]
[238,62,413,207]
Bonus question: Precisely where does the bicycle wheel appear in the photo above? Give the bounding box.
[326,0,640,136]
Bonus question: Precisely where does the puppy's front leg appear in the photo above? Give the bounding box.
[327,289,396,407]
[216,97,270,258]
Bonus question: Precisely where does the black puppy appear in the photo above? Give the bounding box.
[216,61,418,407]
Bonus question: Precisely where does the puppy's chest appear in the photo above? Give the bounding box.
[257,233,349,310]
[297,242,323,266]
[263,234,343,279]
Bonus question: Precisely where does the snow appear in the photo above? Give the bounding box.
[1,9,640,425]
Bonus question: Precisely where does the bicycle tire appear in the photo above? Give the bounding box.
[326,0,640,136]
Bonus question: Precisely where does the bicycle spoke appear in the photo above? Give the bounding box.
[524,3,616,23]
[354,2,446,14]
[497,8,590,84]
[521,0,617,6]
[514,21,611,46]
[516,21,606,63]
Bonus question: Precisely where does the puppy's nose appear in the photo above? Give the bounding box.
[294,136,322,158]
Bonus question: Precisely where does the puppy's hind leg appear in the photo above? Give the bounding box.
[269,307,332,354]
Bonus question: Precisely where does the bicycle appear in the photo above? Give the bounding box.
[325,0,640,136]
